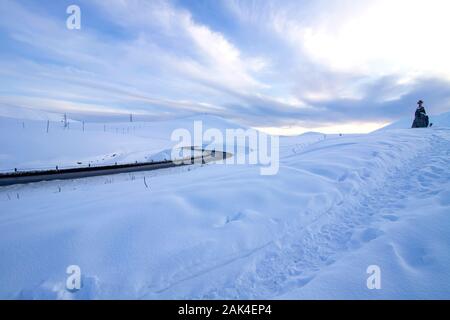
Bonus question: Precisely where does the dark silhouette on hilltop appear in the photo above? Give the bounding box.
[412,100,430,128]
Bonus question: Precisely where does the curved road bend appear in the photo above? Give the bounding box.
[0,149,231,187]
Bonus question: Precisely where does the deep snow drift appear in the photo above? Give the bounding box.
[0,113,449,299]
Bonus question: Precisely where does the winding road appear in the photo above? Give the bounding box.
[0,148,231,187]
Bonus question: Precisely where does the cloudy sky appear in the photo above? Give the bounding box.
[1,0,450,133]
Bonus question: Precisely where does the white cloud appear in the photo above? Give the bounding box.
[274,0,450,79]
[1,0,449,132]
[0,0,272,119]
[93,0,268,92]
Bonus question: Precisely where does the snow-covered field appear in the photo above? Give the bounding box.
[0,112,449,299]
[0,114,241,171]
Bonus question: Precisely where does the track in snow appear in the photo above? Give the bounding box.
[157,130,450,299]
[222,131,450,298]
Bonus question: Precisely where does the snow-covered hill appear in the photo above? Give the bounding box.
[0,114,449,299]
[378,110,450,131]
[0,114,240,171]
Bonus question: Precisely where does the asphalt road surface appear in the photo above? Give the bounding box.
[0,149,231,187]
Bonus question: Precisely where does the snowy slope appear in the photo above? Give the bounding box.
[0,114,239,171]
[378,110,450,131]
[0,115,449,299]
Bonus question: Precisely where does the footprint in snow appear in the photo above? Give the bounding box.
[358,227,384,243]
[438,190,450,206]
[225,211,244,224]
[382,214,399,222]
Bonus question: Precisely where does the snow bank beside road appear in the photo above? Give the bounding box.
[0,114,239,171]
[0,114,449,299]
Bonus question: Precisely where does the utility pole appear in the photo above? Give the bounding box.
[62,113,68,129]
